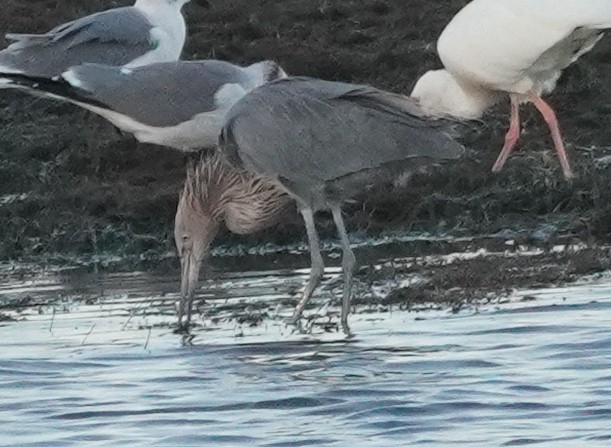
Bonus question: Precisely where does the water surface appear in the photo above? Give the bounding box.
[0,255,609,446]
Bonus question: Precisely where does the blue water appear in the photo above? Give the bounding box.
[0,265,610,446]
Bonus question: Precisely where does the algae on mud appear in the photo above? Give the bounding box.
[0,0,611,263]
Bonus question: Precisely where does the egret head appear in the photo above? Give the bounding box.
[173,153,291,329]
[174,160,222,328]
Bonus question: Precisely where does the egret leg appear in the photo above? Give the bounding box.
[331,206,356,334]
[177,299,185,327]
[492,94,521,173]
[175,295,192,333]
[529,92,574,179]
[291,208,325,323]
[185,294,193,328]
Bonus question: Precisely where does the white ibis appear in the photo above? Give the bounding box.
[411,0,611,179]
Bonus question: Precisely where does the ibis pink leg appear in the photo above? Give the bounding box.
[492,95,521,173]
[529,92,574,179]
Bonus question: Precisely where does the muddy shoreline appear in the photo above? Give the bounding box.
[202,243,611,331]
[1,1,611,314]
[2,237,610,332]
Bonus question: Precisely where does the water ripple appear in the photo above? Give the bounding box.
[0,269,609,446]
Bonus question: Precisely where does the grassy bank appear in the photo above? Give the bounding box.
[1,0,610,264]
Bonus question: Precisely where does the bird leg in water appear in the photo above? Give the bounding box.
[175,292,193,334]
[492,94,521,173]
[331,206,355,334]
[528,92,574,179]
[290,208,324,324]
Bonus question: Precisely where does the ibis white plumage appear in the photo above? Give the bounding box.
[411,0,611,179]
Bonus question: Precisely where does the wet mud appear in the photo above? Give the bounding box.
[1,1,611,312]
[3,238,609,335]
[380,245,611,306]
[197,242,611,331]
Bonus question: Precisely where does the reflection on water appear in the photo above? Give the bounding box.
[0,254,610,446]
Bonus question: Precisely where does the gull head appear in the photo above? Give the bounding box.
[263,60,288,81]
[136,0,192,10]
[244,60,288,87]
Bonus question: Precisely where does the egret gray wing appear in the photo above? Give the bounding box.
[220,77,464,187]
[0,7,153,77]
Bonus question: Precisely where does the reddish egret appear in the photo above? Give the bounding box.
[174,152,293,330]
[0,0,191,79]
[1,59,287,150]
[216,77,465,333]
[411,0,611,179]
